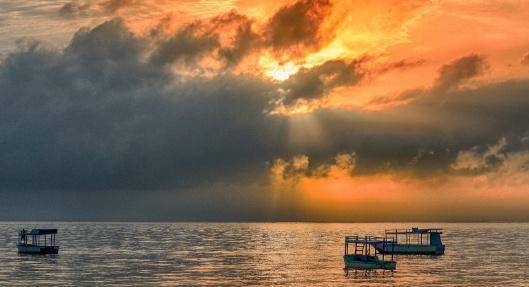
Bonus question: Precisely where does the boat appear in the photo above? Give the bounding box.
[374,227,445,255]
[343,235,396,271]
[17,228,59,254]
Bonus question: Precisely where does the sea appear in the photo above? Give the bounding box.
[0,222,528,286]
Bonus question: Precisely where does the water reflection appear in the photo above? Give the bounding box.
[0,222,527,286]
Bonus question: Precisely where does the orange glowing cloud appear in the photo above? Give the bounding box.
[49,0,529,116]
[269,137,529,221]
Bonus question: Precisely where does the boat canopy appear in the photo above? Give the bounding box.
[27,229,58,235]
[344,236,397,257]
[385,227,442,235]
[345,235,395,246]
[344,235,397,271]
[383,227,444,250]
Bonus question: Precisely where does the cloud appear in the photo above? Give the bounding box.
[522,53,529,66]
[366,54,487,109]
[59,0,136,18]
[149,22,220,67]
[0,19,274,191]
[269,144,529,221]
[218,18,261,66]
[59,1,92,18]
[264,0,332,52]
[2,8,529,220]
[2,22,528,194]
[274,59,365,107]
[100,0,136,14]
[271,152,356,187]
[451,137,507,172]
[149,11,262,69]
[432,53,487,94]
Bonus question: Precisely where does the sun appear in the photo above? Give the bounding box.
[264,61,299,81]
[258,53,300,81]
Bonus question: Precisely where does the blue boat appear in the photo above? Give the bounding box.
[374,227,445,255]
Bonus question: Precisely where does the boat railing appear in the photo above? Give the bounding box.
[345,235,396,245]
[344,235,396,264]
[18,229,58,247]
[384,228,442,235]
[383,228,443,246]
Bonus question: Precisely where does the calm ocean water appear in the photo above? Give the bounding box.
[0,222,528,286]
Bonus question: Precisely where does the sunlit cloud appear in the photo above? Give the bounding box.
[270,138,529,221]
[2,0,529,220]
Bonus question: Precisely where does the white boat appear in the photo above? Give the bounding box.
[17,229,59,255]
[374,227,445,255]
[343,235,396,271]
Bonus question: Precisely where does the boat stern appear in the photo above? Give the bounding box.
[17,244,59,255]
[343,254,396,271]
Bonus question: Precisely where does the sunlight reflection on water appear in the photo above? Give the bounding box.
[0,222,528,286]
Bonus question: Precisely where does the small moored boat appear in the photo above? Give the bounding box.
[344,235,396,271]
[374,227,445,255]
[17,229,59,255]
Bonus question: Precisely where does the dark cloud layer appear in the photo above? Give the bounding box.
[1,11,529,220]
[0,19,275,191]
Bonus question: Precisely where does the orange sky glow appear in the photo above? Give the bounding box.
[1,0,529,220]
[128,0,529,220]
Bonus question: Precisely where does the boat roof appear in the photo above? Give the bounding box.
[26,229,58,235]
[385,227,442,234]
[345,235,395,245]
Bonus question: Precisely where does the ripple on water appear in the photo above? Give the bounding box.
[0,222,528,286]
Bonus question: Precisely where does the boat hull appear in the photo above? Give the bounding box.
[343,255,396,270]
[17,244,59,255]
[375,243,444,255]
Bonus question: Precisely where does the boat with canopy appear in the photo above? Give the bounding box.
[343,235,397,272]
[17,228,59,254]
[374,227,445,255]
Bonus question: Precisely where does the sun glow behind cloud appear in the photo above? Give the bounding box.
[2,0,529,221]
[270,141,529,221]
[13,0,526,115]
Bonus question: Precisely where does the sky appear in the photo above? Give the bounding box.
[1,0,529,221]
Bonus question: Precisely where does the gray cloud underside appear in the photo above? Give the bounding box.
[1,19,529,187]
[264,0,331,50]
[1,19,529,219]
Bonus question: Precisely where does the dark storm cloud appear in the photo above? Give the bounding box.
[316,55,528,176]
[1,16,529,220]
[264,0,331,50]
[1,22,527,192]
[431,53,486,94]
[278,59,365,106]
[0,19,275,191]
